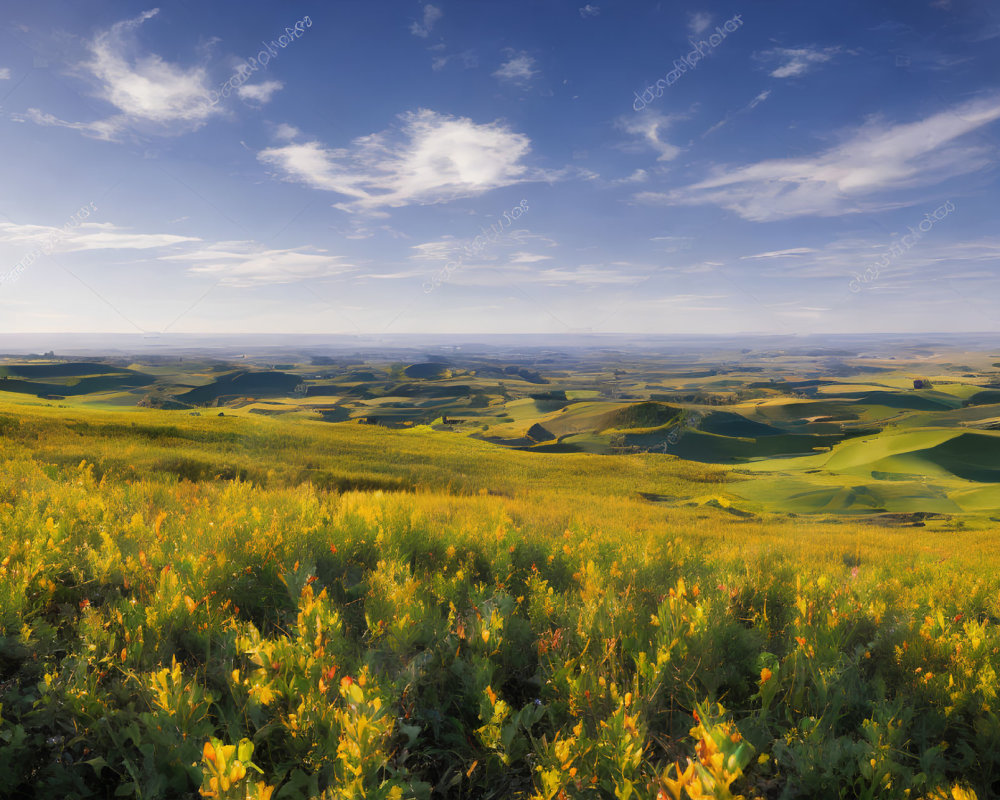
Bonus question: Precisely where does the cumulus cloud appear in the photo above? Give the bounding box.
[258,109,543,212]
[410,4,442,37]
[644,96,1000,221]
[237,80,283,106]
[18,8,219,140]
[760,46,839,78]
[493,50,538,85]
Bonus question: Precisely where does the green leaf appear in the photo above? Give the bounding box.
[84,757,109,777]
[399,723,421,747]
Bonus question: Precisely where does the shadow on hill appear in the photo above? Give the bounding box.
[178,371,301,404]
[697,411,785,438]
[922,433,1000,482]
[598,402,680,431]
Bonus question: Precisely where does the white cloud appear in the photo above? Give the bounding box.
[438,261,648,287]
[0,221,199,252]
[0,218,356,289]
[613,169,649,184]
[633,191,670,204]
[649,236,693,254]
[651,96,1000,221]
[579,5,600,18]
[273,122,300,140]
[237,80,283,105]
[760,46,839,78]
[776,308,829,320]
[734,234,1000,287]
[409,238,467,262]
[410,5,442,38]
[0,68,10,80]
[431,49,478,72]
[741,248,818,260]
[688,12,712,34]
[527,266,646,285]
[493,50,538,86]
[362,268,430,280]
[20,8,219,140]
[258,109,541,212]
[15,109,126,142]
[510,252,552,263]
[159,241,354,287]
[703,90,771,138]
[617,112,683,162]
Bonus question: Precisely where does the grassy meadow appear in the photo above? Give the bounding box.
[0,391,998,800]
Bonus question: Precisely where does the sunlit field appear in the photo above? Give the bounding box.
[0,398,997,799]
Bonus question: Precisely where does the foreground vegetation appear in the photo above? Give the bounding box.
[0,399,997,798]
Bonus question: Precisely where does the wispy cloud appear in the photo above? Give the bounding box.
[160,241,354,287]
[579,5,601,18]
[410,4,442,38]
[649,235,693,254]
[430,48,478,72]
[0,221,199,252]
[258,109,544,212]
[18,8,219,141]
[741,248,818,259]
[649,96,1000,221]
[703,89,771,137]
[688,12,712,35]
[617,112,683,162]
[493,50,538,86]
[510,252,553,264]
[0,68,10,80]
[526,265,647,285]
[0,218,356,289]
[734,235,1000,285]
[438,261,648,287]
[613,169,649,185]
[759,46,839,78]
[15,110,127,141]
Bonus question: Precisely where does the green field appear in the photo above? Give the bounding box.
[1,343,999,798]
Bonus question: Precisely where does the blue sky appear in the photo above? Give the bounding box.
[1,0,999,336]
